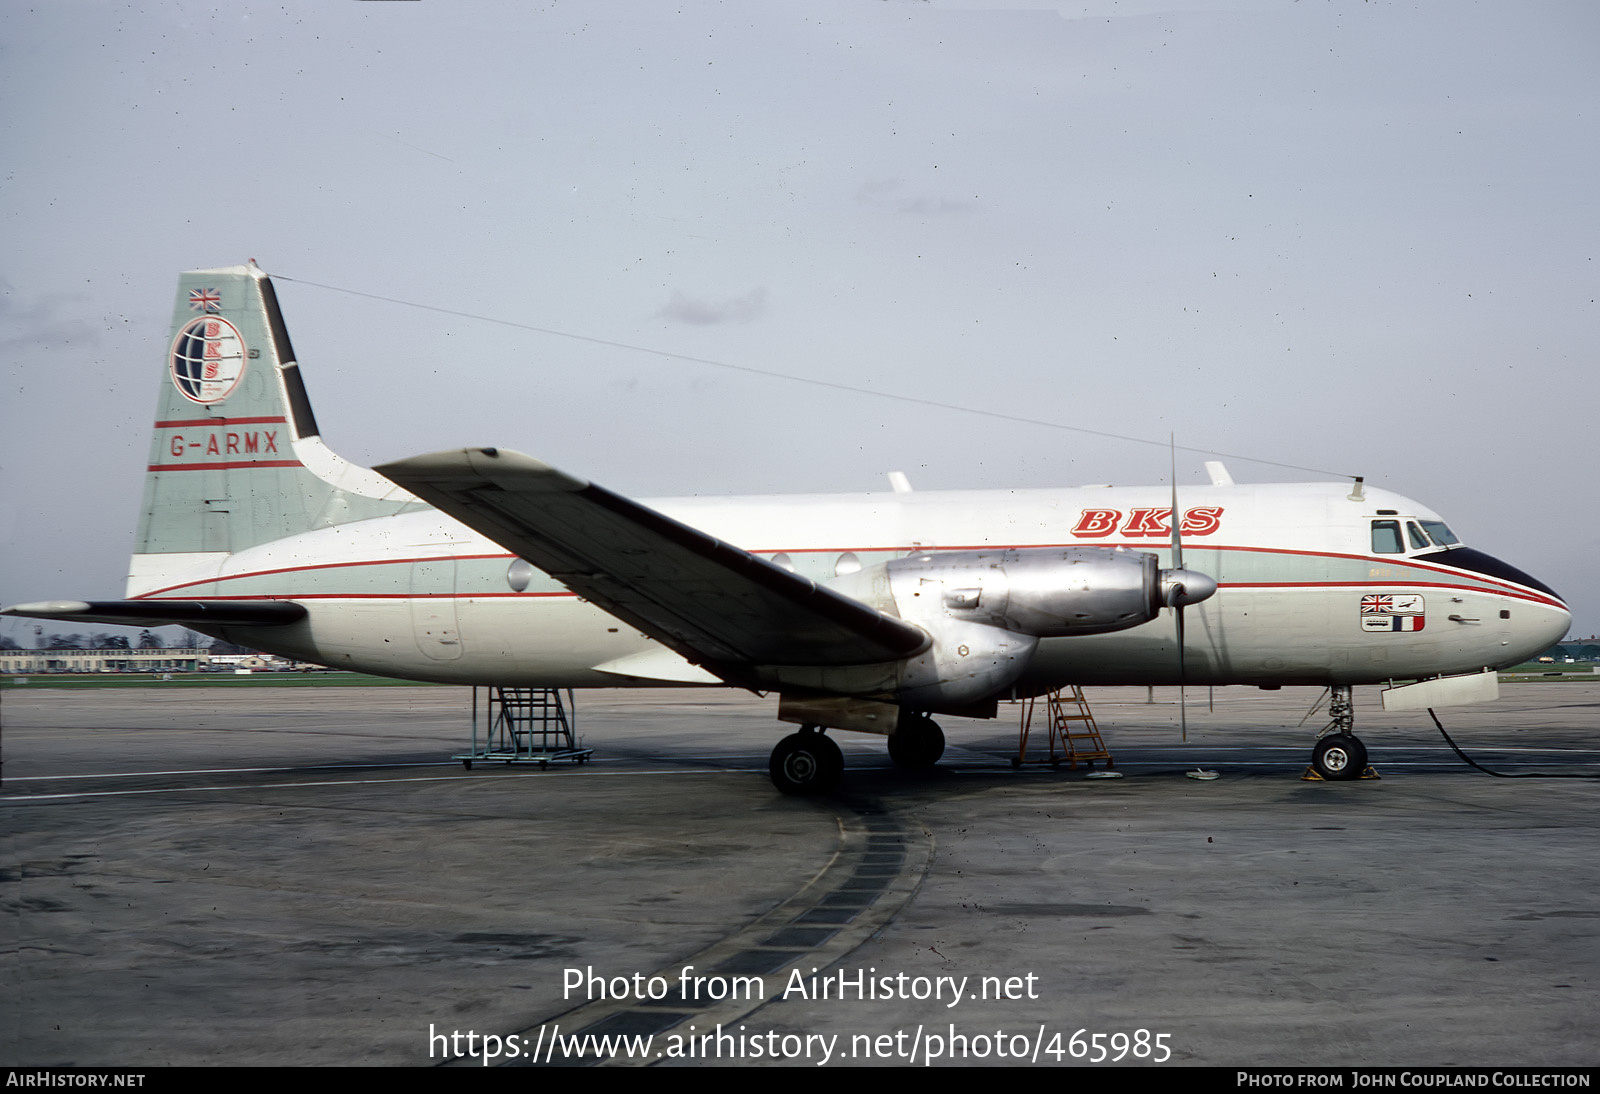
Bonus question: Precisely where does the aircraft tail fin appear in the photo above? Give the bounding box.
[131,263,417,596]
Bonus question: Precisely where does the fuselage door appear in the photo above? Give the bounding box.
[410,556,462,660]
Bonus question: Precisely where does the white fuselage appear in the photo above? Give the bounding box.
[128,479,1571,691]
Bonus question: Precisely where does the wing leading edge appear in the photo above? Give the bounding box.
[375,448,929,680]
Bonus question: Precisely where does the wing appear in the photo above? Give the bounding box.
[375,448,928,678]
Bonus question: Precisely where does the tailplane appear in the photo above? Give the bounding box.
[130,263,418,595]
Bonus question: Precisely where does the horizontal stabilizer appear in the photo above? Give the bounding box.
[1,599,307,628]
[375,448,929,674]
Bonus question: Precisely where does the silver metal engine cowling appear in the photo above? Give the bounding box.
[872,547,1170,709]
[808,547,1210,712]
[886,547,1164,638]
[892,618,1040,710]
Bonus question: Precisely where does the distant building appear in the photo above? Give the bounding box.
[1,647,212,674]
[208,653,294,671]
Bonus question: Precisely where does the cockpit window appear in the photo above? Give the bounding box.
[1371,520,1404,554]
[1420,520,1459,547]
[1407,522,1430,551]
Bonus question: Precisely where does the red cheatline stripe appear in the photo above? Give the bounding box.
[154,416,288,428]
[137,592,577,601]
[131,547,1566,611]
[1220,580,1560,606]
[757,540,1561,604]
[136,553,518,597]
[146,460,304,472]
[129,580,1552,606]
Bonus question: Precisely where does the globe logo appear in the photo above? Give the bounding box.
[169,315,247,404]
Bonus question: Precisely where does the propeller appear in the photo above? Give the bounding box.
[1161,441,1217,741]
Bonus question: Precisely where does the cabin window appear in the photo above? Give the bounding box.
[506,558,535,593]
[1407,522,1430,551]
[1371,520,1404,554]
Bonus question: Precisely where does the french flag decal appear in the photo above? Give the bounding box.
[1362,614,1425,632]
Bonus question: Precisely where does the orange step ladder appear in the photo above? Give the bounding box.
[1015,686,1113,770]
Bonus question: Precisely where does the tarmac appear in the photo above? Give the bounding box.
[3,680,1597,1067]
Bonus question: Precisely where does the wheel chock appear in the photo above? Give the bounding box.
[1300,765,1381,781]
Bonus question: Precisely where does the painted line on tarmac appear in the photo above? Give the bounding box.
[6,761,474,781]
[10,754,1588,804]
[0,768,759,804]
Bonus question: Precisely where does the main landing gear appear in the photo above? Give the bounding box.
[767,712,948,795]
[887,713,945,771]
[769,725,843,796]
[1308,684,1370,781]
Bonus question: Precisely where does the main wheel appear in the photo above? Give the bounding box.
[887,714,945,770]
[1311,733,1367,781]
[769,731,844,796]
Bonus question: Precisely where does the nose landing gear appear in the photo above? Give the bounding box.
[1307,685,1374,781]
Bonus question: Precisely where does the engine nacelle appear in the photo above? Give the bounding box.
[812,546,1215,712]
[887,547,1167,637]
[886,547,1209,710]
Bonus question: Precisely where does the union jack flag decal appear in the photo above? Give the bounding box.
[1359,592,1425,631]
[189,288,221,313]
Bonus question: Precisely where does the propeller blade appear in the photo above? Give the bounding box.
[1170,436,1183,571]
[1160,567,1214,742]
[1176,598,1187,742]
[1170,435,1186,741]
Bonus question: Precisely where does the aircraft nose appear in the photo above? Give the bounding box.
[1516,596,1571,658]
[1418,545,1569,663]
[1496,575,1569,669]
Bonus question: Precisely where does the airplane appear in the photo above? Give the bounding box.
[3,263,1571,794]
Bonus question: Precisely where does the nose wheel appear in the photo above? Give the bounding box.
[1311,733,1368,781]
[769,726,844,796]
[1307,684,1371,781]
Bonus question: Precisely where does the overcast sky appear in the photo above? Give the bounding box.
[2,0,1595,642]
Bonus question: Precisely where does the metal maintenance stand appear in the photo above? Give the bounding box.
[456,687,592,769]
[1013,685,1114,770]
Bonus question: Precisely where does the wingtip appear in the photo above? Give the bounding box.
[2,600,92,618]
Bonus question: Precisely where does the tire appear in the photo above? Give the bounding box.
[769,731,844,796]
[1312,733,1367,781]
[887,715,945,770]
